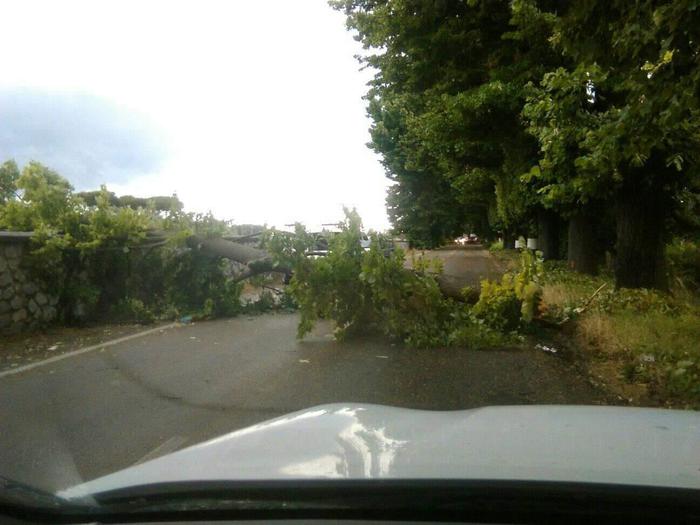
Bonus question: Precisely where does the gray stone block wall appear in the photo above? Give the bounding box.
[0,238,58,334]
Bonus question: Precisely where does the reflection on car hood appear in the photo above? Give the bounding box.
[60,404,700,498]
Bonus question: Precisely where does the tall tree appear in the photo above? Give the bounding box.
[0,160,20,205]
[524,1,700,287]
[332,0,563,249]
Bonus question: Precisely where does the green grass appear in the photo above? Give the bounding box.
[538,260,700,407]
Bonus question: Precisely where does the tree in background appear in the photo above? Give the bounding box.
[77,189,184,213]
[0,160,20,205]
[332,0,563,252]
[333,0,700,288]
[524,0,700,288]
[0,160,255,323]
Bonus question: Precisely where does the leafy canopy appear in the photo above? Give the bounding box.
[0,160,250,323]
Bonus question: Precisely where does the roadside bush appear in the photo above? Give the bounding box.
[473,277,522,331]
[666,238,700,292]
[539,254,700,406]
[488,239,504,251]
[0,162,247,324]
[575,310,700,405]
[269,209,518,349]
[163,249,243,319]
[448,309,517,349]
[270,209,454,346]
[594,287,677,315]
[111,297,157,324]
[473,250,543,330]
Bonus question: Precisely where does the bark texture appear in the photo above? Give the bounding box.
[614,183,668,289]
[186,235,291,280]
[537,209,562,260]
[567,207,603,275]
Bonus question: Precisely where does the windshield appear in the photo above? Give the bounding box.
[0,0,699,519]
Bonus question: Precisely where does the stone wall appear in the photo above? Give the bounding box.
[0,234,58,335]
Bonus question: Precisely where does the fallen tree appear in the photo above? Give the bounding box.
[185,234,291,282]
[264,210,541,348]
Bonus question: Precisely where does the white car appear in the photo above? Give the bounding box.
[45,403,700,524]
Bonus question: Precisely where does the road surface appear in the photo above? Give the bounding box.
[0,311,606,493]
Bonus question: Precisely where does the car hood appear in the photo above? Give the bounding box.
[60,403,700,499]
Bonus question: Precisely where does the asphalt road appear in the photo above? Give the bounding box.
[0,311,606,493]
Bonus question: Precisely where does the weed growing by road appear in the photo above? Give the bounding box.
[538,260,700,407]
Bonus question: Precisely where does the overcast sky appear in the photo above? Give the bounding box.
[0,0,391,230]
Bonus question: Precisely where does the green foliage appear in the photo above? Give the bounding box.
[76,189,184,213]
[268,209,516,349]
[447,311,517,350]
[331,0,561,246]
[0,162,77,230]
[595,287,678,316]
[274,208,453,345]
[473,277,522,332]
[111,297,157,324]
[163,249,244,319]
[474,250,543,330]
[594,310,700,405]
[523,0,700,288]
[666,239,700,292]
[0,160,20,205]
[540,257,700,405]
[334,0,700,289]
[0,160,248,324]
[489,240,504,253]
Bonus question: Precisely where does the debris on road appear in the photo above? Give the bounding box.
[376,355,389,359]
[535,343,558,354]
[298,359,310,364]
[1,323,170,373]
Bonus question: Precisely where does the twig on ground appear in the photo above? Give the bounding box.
[557,282,608,326]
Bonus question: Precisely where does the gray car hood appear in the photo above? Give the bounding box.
[60,404,700,499]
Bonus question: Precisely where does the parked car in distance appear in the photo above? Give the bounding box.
[455,234,479,246]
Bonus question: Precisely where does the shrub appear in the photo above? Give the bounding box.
[541,258,700,405]
[111,298,156,324]
[489,239,504,251]
[667,238,700,292]
[0,162,247,324]
[575,310,700,405]
[595,287,677,315]
[473,277,522,331]
[473,250,543,330]
[270,209,454,347]
[448,309,517,349]
[269,209,520,350]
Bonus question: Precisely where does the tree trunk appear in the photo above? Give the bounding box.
[614,184,668,289]
[502,229,515,249]
[567,208,602,275]
[537,209,562,260]
[186,235,291,280]
[187,235,269,263]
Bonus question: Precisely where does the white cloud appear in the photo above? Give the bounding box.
[0,0,390,230]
